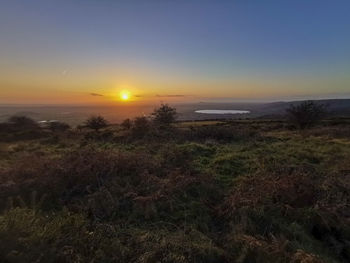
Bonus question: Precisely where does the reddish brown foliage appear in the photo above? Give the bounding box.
[222,169,320,218]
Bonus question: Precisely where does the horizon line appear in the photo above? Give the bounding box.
[1,97,350,107]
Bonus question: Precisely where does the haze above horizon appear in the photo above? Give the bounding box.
[1,0,349,105]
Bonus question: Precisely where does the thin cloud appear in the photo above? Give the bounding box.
[131,94,187,98]
[156,94,186,98]
[90,93,104,97]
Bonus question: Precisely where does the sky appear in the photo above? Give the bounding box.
[0,0,350,105]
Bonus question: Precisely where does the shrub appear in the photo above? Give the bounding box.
[222,169,320,218]
[85,115,108,132]
[0,209,224,263]
[83,130,114,141]
[131,116,150,138]
[133,229,225,263]
[286,101,327,129]
[186,125,257,142]
[7,116,39,129]
[0,145,219,224]
[48,121,70,132]
[225,233,327,263]
[0,208,130,262]
[220,167,350,262]
[211,153,248,179]
[121,118,132,130]
[0,148,159,211]
[0,123,13,133]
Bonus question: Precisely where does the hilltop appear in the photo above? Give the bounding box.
[0,105,349,262]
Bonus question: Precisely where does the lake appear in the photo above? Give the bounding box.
[195,110,250,114]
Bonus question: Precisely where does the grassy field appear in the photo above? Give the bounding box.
[0,118,350,262]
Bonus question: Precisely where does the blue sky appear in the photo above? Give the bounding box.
[1,0,349,103]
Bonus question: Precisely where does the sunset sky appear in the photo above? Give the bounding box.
[1,0,350,105]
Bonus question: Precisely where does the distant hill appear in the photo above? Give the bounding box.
[256,99,350,117]
[177,98,350,120]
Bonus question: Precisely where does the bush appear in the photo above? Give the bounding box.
[48,121,70,132]
[85,115,108,132]
[0,148,158,211]
[220,166,350,262]
[0,208,131,262]
[158,144,194,171]
[121,118,132,130]
[0,146,218,225]
[7,116,39,130]
[83,130,114,142]
[186,125,257,142]
[0,209,224,263]
[286,101,327,129]
[222,170,319,217]
[131,116,150,138]
[132,229,225,263]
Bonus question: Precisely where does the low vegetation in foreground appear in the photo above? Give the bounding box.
[0,103,350,263]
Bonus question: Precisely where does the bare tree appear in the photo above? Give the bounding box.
[286,101,327,129]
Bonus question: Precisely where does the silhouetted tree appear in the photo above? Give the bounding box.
[152,104,177,128]
[85,116,108,132]
[286,101,327,129]
[121,118,132,130]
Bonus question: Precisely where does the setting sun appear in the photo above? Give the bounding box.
[120,91,130,101]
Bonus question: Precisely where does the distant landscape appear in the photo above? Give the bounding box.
[2,99,350,125]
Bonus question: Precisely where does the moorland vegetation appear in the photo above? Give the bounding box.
[0,102,349,262]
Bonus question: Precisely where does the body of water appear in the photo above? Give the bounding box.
[195,110,250,114]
